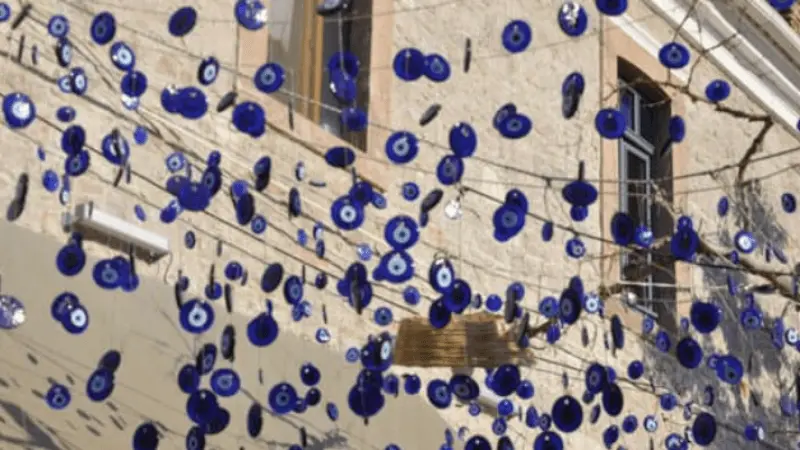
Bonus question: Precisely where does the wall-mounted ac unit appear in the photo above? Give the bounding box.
[63,202,170,260]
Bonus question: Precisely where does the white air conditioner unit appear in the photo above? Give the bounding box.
[64,202,170,260]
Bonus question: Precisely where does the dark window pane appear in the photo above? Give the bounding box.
[620,89,635,132]
[267,2,306,105]
[639,102,660,145]
[625,150,650,227]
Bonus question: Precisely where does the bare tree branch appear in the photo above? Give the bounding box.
[736,120,775,184]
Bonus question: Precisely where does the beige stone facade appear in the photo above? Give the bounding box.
[1,0,799,448]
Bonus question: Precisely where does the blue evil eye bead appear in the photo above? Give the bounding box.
[373,306,393,327]
[743,422,765,442]
[449,122,478,157]
[492,203,525,242]
[533,432,563,450]
[595,108,626,139]
[428,299,451,329]
[120,70,147,97]
[516,379,534,399]
[559,289,582,324]
[179,299,215,334]
[524,406,540,428]
[585,363,608,394]
[247,402,264,439]
[283,275,303,305]
[91,11,117,45]
[403,286,421,306]
[485,294,502,312]
[247,308,279,347]
[445,279,473,314]
[565,237,586,258]
[56,240,86,276]
[349,181,374,206]
[48,14,69,38]
[489,364,521,397]
[643,415,658,432]
[782,192,796,213]
[186,389,219,426]
[429,258,455,294]
[196,343,217,375]
[177,87,209,120]
[401,182,420,201]
[345,347,360,363]
[493,103,517,130]
[659,41,690,69]
[254,62,285,93]
[210,368,240,397]
[327,51,360,77]
[541,221,554,241]
[356,243,372,261]
[689,301,722,334]
[185,426,206,450]
[562,161,597,207]
[56,37,73,67]
[492,417,508,435]
[92,259,121,289]
[676,337,703,369]
[134,205,146,222]
[671,227,699,261]
[384,215,420,251]
[178,364,200,394]
[373,250,415,283]
[133,126,148,145]
[42,169,59,192]
[235,0,267,30]
[634,225,654,247]
[184,231,196,249]
[3,93,36,129]
[86,368,115,402]
[704,79,730,103]
[329,69,357,102]
[621,415,638,433]
[330,195,365,230]
[324,146,356,168]
[178,181,211,212]
[161,86,180,113]
[340,107,368,132]
[168,6,197,37]
[232,103,265,138]
[224,261,244,281]
[56,106,76,123]
[46,383,71,410]
[770,0,797,11]
[0,3,9,22]
[393,47,425,81]
[501,20,532,53]
[715,354,744,385]
[596,0,628,15]
[610,211,635,245]
[300,363,321,387]
[424,53,451,82]
[659,392,677,411]
[538,296,558,318]
[558,2,588,36]
[268,382,298,415]
[562,72,585,119]
[69,68,89,95]
[740,305,763,330]
[551,395,583,433]
[668,115,686,143]
[627,360,644,379]
[260,264,284,293]
[733,230,756,254]
[385,131,419,164]
[426,379,452,409]
[325,402,339,421]
[786,327,799,345]
[498,113,532,139]
[655,330,671,352]
[371,191,388,209]
[717,196,729,216]
[601,382,623,416]
[110,42,135,71]
[692,412,717,446]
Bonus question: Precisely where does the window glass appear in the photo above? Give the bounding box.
[267,2,306,101]
[620,89,635,132]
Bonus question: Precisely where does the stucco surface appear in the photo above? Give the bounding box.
[0,0,799,448]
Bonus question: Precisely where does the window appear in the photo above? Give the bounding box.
[617,59,676,325]
[267,1,372,150]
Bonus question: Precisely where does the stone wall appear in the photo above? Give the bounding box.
[1,0,799,448]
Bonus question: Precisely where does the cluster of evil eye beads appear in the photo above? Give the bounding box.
[0,0,799,449]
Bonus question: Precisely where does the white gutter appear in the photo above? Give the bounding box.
[643,0,800,133]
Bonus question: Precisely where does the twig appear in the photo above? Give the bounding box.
[736,120,774,184]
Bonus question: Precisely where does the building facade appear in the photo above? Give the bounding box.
[1,0,800,448]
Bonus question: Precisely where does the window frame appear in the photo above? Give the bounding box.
[617,79,659,318]
[266,0,372,150]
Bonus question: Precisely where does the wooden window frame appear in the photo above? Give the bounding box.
[267,0,372,150]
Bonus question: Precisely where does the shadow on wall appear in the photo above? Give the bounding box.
[645,182,791,448]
